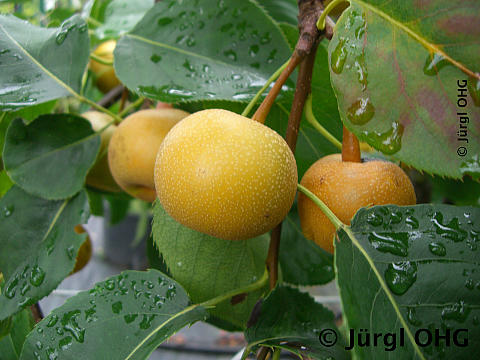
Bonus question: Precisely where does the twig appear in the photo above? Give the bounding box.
[96,85,124,108]
[30,303,43,323]
[119,87,129,112]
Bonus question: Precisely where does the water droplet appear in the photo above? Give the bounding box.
[105,279,115,291]
[78,24,87,33]
[407,307,422,326]
[249,44,259,57]
[111,301,123,314]
[183,59,195,72]
[66,246,75,260]
[150,54,162,63]
[423,52,450,76]
[0,49,10,55]
[36,341,43,350]
[5,276,19,299]
[139,314,156,329]
[347,97,375,125]
[369,232,409,256]
[55,31,68,45]
[354,54,368,90]
[47,347,58,360]
[406,215,419,229]
[56,326,64,335]
[465,278,474,290]
[231,74,243,81]
[431,212,467,242]
[331,37,348,74]
[59,336,73,351]
[260,32,271,45]
[441,301,470,323]
[30,265,46,287]
[47,315,59,328]
[223,49,237,61]
[61,310,85,343]
[85,305,97,323]
[124,314,138,324]
[428,242,446,256]
[467,75,480,107]
[362,121,404,155]
[20,282,31,296]
[157,17,173,26]
[3,205,14,217]
[385,261,417,295]
[186,36,196,47]
[366,211,383,227]
[220,23,233,32]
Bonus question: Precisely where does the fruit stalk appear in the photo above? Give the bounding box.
[266,43,319,290]
[341,125,361,162]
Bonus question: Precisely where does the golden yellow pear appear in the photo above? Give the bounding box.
[108,108,190,202]
[155,109,298,240]
[89,40,120,93]
[82,111,121,193]
[298,154,416,253]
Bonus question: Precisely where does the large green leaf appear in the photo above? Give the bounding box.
[92,0,154,40]
[0,308,34,360]
[279,201,334,286]
[0,187,89,320]
[329,1,480,178]
[3,114,100,200]
[260,0,298,26]
[114,0,294,103]
[336,204,480,359]
[152,202,268,330]
[0,15,89,110]
[244,286,348,360]
[20,270,207,360]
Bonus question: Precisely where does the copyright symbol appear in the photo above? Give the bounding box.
[319,329,337,347]
[457,147,467,156]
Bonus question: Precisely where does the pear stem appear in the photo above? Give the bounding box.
[342,126,361,162]
[251,54,303,124]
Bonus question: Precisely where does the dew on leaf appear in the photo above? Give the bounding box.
[354,54,368,90]
[56,327,64,335]
[423,52,450,76]
[362,121,404,155]
[428,242,446,256]
[59,336,73,351]
[111,301,123,314]
[46,347,58,360]
[467,75,480,107]
[104,279,116,291]
[406,215,419,229]
[260,32,271,45]
[150,54,162,64]
[61,310,85,343]
[331,37,348,74]
[465,278,474,290]
[249,44,259,57]
[139,314,156,329]
[407,307,422,326]
[431,212,467,242]
[384,261,417,295]
[157,17,173,26]
[47,315,59,328]
[369,232,409,256]
[3,205,14,217]
[5,276,19,299]
[20,282,31,296]
[66,246,75,260]
[441,301,470,323]
[347,97,375,125]
[223,49,237,61]
[366,211,383,227]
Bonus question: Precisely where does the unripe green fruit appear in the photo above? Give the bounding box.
[154,109,298,240]
[298,154,416,253]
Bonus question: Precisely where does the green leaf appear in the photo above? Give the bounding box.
[93,0,154,40]
[244,286,348,360]
[0,187,89,320]
[336,204,480,359]
[329,1,480,178]
[114,0,294,103]
[280,201,334,286]
[4,100,56,124]
[0,15,89,110]
[429,175,480,207]
[20,269,207,360]
[0,308,34,360]
[152,202,268,330]
[260,0,298,26]
[3,114,100,200]
[0,170,13,198]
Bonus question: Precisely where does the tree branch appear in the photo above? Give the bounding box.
[96,84,124,108]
